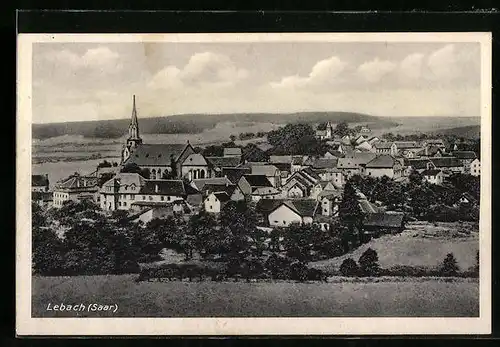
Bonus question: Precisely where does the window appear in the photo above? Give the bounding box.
[149,196,153,201]
[323,209,327,213]
[131,195,135,200]
[209,205,213,210]
[123,202,127,207]
[161,196,164,201]
[118,202,121,206]
[142,196,145,200]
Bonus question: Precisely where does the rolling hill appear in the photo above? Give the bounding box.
[32,112,397,140]
[432,125,481,139]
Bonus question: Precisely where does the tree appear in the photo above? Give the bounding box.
[120,163,142,174]
[440,253,460,276]
[282,223,317,262]
[267,123,328,156]
[241,143,269,162]
[339,258,359,277]
[230,134,237,142]
[97,160,112,168]
[333,121,349,137]
[358,248,380,276]
[338,180,364,245]
[219,201,255,262]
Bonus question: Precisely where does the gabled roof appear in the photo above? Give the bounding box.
[242,174,273,187]
[269,155,293,164]
[337,158,364,169]
[374,142,394,149]
[206,156,241,168]
[358,199,380,214]
[394,141,421,149]
[311,158,338,169]
[406,159,433,170]
[124,143,191,166]
[191,177,233,191]
[344,152,377,164]
[319,190,342,199]
[210,191,231,202]
[365,155,397,168]
[101,173,146,193]
[139,180,187,196]
[363,212,405,228]
[55,174,98,191]
[183,153,208,166]
[250,164,280,176]
[451,151,477,160]
[32,174,49,187]
[422,169,442,176]
[252,186,281,196]
[266,199,318,218]
[221,167,251,184]
[273,162,292,172]
[202,183,237,196]
[430,157,462,168]
[223,147,242,156]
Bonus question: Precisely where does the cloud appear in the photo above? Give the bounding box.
[426,44,467,81]
[43,46,122,72]
[399,53,425,80]
[270,56,347,89]
[149,52,248,90]
[357,58,397,83]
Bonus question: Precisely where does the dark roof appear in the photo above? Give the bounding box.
[311,158,338,169]
[32,174,49,187]
[406,159,433,170]
[451,151,477,160]
[430,157,462,168]
[273,162,292,172]
[285,174,314,189]
[223,148,242,156]
[209,192,231,202]
[222,167,251,184]
[55,174,98,191]
[374,142,394,149]
[206,156,241,168]
[287,200,318,217]
[359,199,380,214]
[139,180,186,196]
[421,169,442,176]
[124,144,190,166]
[363,212,405,228]
[394,141,420,149]
[131,201,176,207]
[302,167,321,181]
[255,199,284,213]
[202,183,237,196]
[365,155,397,168]
[242,174,273,187]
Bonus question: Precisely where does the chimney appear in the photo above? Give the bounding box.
[155,184,159,193]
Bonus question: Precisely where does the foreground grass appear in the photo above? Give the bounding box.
[32,275,478,318]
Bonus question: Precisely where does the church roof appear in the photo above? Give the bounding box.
[183,153,208,166]
[124,143,191,166]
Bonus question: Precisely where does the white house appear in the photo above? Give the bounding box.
[421,169,445,185]
[267,200,317,227]
[53,173,99,208]
[204,192,231,213]
[470,159,480,176]
[365,155,403,179]
[100,172,146,211]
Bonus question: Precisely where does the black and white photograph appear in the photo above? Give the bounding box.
[16,33,491,335]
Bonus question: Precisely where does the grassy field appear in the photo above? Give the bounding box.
[311,221,479,273]
[32,275,478,317]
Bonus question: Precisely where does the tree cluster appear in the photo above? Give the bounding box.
[267,123,329,156]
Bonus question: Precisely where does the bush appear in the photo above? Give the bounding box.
[358,248,381,277]
[381,265,435,277]
[339,258,359,277]
[439,253,460,276]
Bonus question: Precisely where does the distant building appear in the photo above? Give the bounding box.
[223,147,242,158]
[204,192,231,213]
[315,121,334,140]
[452,151,477,172]
[100,173,146,211]
[429,157,464,175]
[365,155,403,179]
[373,142,397,156]
[267,200,317,227]
[359,126,371,134]
[53,173,99,208]
[32,174,50,192]
[470,158,481,176]
[421,169,444,185]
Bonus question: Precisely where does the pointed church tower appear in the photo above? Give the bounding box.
[122,95,143,164]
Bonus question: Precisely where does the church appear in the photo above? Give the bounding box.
[121,96,210,180]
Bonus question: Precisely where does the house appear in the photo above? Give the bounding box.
[373,142,397,156]
[131,180,192,212]
[456,193,477,206]
[359,126,371,134]
[201,183,245,202]
[354,135,369,145]
[365,155,403,179]
[221,167,251,184]
[405,159,436,174]
[100,172,147,211]
[267,200,318,227]
[363,212,405,235]
[32,191,53,208]
[248,164,282,187]
[238,174,273,196]
[418,146,444,158]
[309,158,344,187]
[318,192,341,216]
[423,139,447,151]
[429,157,464,175]
[206,156,242,176]
[341,135,351,145]
[451,151,477,172]
[336,154,375,178]
[223,147,242,158]
[310,181,340,200]
[53,173,99,208]
[181,153,212,180]
[394,141,422,156]
[367,136,380,145]
[281,171,316,199]
[323,150,343,159]
[204,192,232,213]
[132,202,190,224]
[470,158,480,176]
[250,186,282,202]
[190,177,233,192]
[32,174,50,192]
[355,141,374,152]
[421,169,445,185]
[315,121,334,140]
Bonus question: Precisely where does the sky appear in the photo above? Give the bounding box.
[32,41,481,124]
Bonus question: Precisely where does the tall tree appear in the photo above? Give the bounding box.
[333,121,349,137]
[338,180,364,246]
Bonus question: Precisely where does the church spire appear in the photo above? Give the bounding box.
[128,94,141,140]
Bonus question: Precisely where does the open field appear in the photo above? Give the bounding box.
[311,221,479,273]
[32,274,478,317]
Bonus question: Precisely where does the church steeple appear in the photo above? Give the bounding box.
[129,95,141,140]
[122,95,143,164]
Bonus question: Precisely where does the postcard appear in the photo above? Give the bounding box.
[16,32,491,335]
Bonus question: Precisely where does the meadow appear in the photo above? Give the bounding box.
[32,274,478,317]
